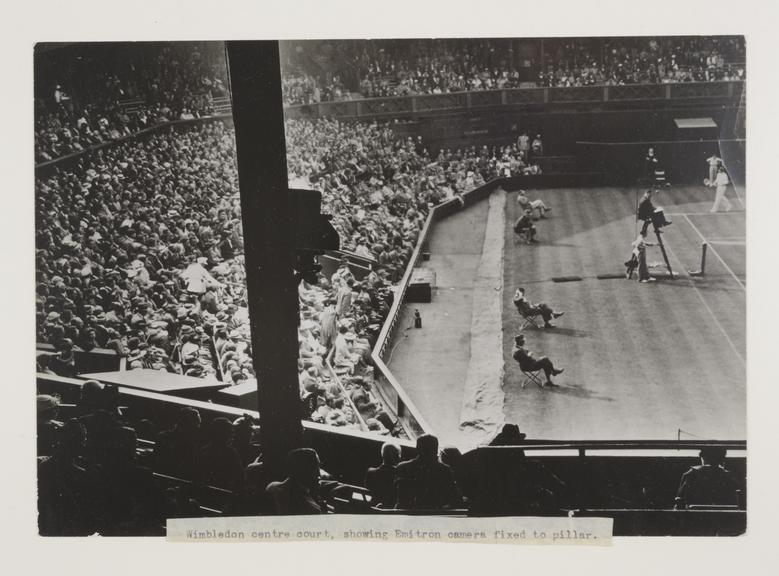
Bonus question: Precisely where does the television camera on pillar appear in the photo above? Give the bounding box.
[289,187,340,285]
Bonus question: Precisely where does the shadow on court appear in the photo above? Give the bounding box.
[545,384,615,402]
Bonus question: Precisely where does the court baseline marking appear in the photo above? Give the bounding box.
[680,213,746,292]
[666,211,745,217]
[707,239,746,246]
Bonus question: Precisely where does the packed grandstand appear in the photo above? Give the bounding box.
[35,37,745,161]
[34,36,746,427]
[35,39,746,535]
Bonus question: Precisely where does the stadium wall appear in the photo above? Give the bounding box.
[388,105,743,159]
[37,82,744,180]
[577,138,746,185]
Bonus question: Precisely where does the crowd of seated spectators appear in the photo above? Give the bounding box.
[36,116,544,399]
[538,36,746,87]
[355,39,525,97]
[284,118,544,426]
[281,36,745,102]
[36,382,470,534]
[37,383,264,535]
[35,37,746,162]
[36,122,252,384]
[35,43,228,162]
[38,388,741,535]
[281,71,349,104]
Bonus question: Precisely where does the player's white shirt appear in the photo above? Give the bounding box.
[715,172,730,187]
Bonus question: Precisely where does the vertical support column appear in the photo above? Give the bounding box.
[226,41,304,477]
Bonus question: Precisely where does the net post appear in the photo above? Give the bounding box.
[700,242,708,275]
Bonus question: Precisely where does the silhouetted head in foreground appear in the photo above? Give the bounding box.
[416,434,439,463]
[699,446,727,466]
[286,447,321,490]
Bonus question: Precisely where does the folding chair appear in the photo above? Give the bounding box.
[514,227,534,245]
[518,308,542,330]
[513,219,535,245]
[520,367,545,389]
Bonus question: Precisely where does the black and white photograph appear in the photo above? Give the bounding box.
[5,0,779,572]
[32,33,749,536]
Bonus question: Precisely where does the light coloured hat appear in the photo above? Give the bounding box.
[37,394,60,415]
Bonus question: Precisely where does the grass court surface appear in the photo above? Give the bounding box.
[501,185,745,440]
[387,184,745,443]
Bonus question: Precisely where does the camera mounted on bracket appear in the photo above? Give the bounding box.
[288,187,340,285]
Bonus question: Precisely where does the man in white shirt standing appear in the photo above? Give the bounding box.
[710,166,733,213]
[706,153,722,185]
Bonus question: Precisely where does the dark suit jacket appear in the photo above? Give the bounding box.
[364,464,396,508]
[514,214,533,232]
[394,456,461,510]
[638,196,655,221]
[512,345,535,371]
[513,297,533,316]
[677,464,740,507]
[265,478,325,515]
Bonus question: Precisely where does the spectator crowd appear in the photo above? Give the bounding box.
[37,383,741,536]
[37,379,564,535]
[36,110,546,435]
[35,42,228,162]
[280,36,745,101]
[34,35,738,439]
[538,36,746,87]
[35,37,745,163]
[34,39,746,536]
[36,122,252,384]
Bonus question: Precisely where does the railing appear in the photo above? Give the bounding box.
[36,372,416,485]
[369,210,436,439]
[36,342,122,373]
[38,371,746,530]
[479,440,746,457]
[369,178,510,438]
[35,113,234,172]
[323,357,370,432]
[283,80,745,120]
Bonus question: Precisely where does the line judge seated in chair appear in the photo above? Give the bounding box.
[516,189,551,220]
[637,189,672,235]
[512,334,564,388]
[513,287,564,329]
[513,208,538,243]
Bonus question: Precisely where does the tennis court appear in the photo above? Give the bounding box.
[501,185,746,440]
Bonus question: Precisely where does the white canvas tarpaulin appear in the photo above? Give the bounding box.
[459,188,506,447]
